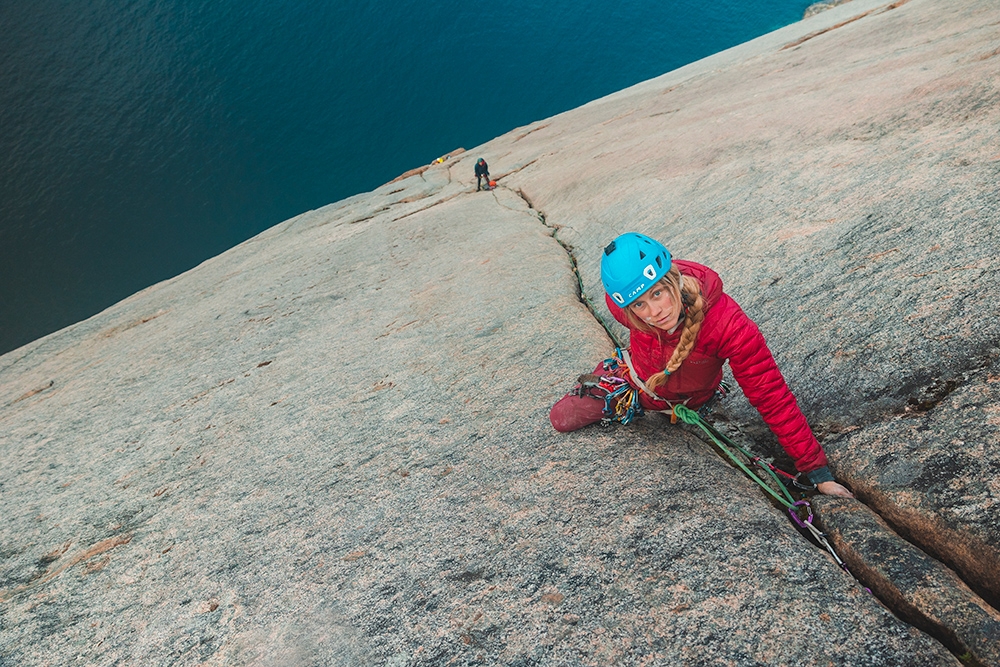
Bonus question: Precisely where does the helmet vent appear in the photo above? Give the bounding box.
[604,241,617,256]
[638,250,646,259]
[656,256,662,268]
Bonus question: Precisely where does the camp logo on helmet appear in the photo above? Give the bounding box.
[600,232,672,308]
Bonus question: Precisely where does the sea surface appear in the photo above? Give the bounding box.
[0,0,816,355]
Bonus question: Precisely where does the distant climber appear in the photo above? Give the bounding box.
[475,158,490,191]
[549,232,855,499]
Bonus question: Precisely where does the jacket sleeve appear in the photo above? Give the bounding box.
[715,296,828,473]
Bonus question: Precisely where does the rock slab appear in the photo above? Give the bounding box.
[2,0,997,664]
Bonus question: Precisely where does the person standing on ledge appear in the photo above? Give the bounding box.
[475,158,490,191]
[550,232,854,498]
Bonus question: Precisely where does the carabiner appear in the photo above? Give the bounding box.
[787,500,814,529]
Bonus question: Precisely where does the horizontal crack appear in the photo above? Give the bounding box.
[391,192,463,222]
[513,123,551,142]
[494,158,540,181]
[781,0,910,51]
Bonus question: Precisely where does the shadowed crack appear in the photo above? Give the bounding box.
[313,183,455,230]
[383,148,464,186]
[513,124,551,142]
[511,188,623,348]
[815,499,1000,667]
[493,158,541,181]
[391,192,463,222]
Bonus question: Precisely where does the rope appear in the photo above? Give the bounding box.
[577,353,867,590]
[671,404,869,590]
[672,404,796,508]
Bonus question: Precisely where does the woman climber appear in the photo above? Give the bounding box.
[549,232,854,498]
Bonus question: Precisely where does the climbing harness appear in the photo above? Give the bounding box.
[574,346,706,426]
[670,404,870,591]
[574,350,643,425]
[614,347,695,422]
[574,347,680,426]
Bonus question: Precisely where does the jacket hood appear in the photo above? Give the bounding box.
[675,260,723,311]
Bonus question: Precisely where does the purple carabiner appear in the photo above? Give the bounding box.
[788,500,814,529]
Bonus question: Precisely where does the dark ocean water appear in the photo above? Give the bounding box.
[0,0,814,355]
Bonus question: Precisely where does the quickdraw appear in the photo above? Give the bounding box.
[574,351,644,425]
[578,347,702,426]
[671,404,869,591]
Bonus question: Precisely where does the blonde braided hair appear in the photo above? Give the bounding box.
[622,265,706,393]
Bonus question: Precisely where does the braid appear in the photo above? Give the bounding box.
[665,288,705,372]
[645,276,705,393]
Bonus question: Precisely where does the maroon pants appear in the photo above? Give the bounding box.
[549,362,617,432]
[550,363,708,432]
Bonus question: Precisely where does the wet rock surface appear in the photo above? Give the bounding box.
[1,0,996,664]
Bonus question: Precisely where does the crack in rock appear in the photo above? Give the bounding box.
[512,188,622,348]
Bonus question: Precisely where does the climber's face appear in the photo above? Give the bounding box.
[629,283,679,331]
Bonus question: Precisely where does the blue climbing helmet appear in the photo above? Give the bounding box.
[600,232,672,307]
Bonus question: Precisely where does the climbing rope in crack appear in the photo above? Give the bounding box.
[671,403,871,593]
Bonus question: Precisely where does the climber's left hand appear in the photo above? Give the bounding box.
[816,481,855,498]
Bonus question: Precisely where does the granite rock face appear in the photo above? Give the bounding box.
[487,0,1000,656]
[1,0,997,664]
[827,355,1000,603]
[815,497,1000,667]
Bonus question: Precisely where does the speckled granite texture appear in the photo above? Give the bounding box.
[2,0,997,664]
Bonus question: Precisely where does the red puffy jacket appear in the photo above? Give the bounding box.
[605,260,828,474]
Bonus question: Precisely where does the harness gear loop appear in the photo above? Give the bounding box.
[571,353,643,426]
[597,347,693,425]
[616,347,689,414]
[577,347,680,426]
